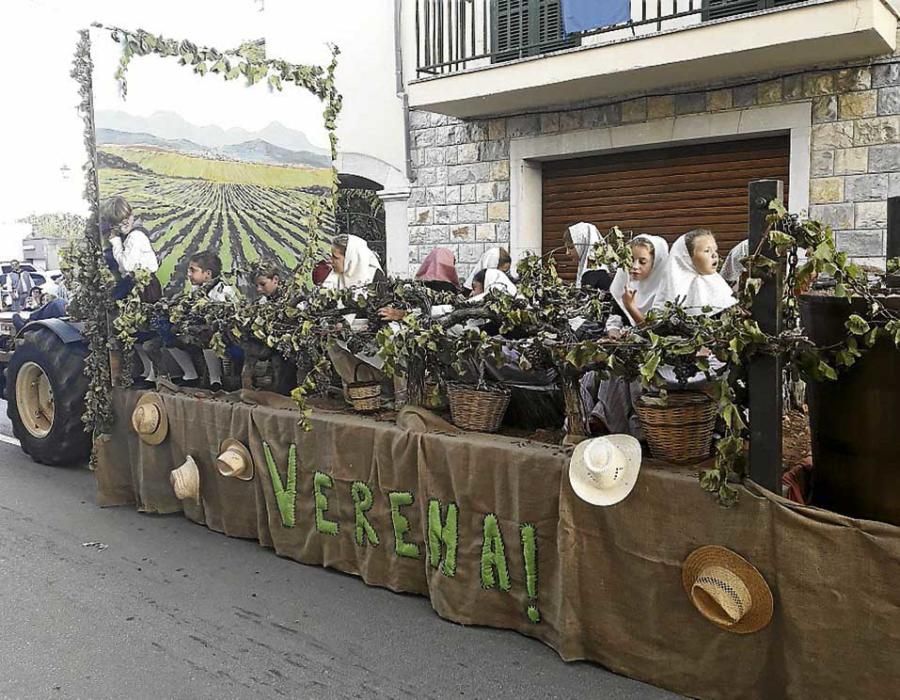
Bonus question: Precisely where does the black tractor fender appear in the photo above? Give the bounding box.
[17,318,85,345]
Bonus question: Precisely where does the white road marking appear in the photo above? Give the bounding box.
[0,433,21,447]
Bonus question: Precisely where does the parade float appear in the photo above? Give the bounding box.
[7,24,896,700]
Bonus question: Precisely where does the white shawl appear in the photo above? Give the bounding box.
[653,233,736,316]
[322,235,382,290]
[467,269,518,303]
[608,235,670,326]
[463,247,503,290]
[567,222,603,288]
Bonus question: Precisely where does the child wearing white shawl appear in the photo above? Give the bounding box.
[323,234,390,394]
[322,234,384,291]
[606,235,670,330]
[581,235,669,438]
[462,247,512,291]
[563,222,605,288]
[652,229,737,316]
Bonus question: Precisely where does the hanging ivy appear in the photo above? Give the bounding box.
[68,26,342,444]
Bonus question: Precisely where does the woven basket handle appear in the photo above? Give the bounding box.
[353,362,365,384]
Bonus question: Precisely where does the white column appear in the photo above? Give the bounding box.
[379,188,411,277]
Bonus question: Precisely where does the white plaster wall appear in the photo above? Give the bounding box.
[0,0,264,246]
[264,0,409,189]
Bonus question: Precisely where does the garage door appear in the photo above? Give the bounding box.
[541,136,790,280]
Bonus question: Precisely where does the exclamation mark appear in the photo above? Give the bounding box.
[520,523,540,623]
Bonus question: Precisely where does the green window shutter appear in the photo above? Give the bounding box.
[493,0,577,64]
[534,0,579,54]
[702,0,765,21]
[493,0,530,62]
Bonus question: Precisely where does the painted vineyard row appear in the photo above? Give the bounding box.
[100,168,335,294]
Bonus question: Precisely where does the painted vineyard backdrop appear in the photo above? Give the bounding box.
[91,31,335,294]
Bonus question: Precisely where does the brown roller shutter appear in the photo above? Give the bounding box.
[541,136,790,280]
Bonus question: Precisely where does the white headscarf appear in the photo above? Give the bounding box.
[463,247,503,290]
[608,235,670,326]
[566,222,603,288]
[653,232,736,316]
[721,239,749,288]
[467,269,518,303]
[322,235,383,290]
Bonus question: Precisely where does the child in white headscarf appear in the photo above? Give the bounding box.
[462,247,512,291]
[653,229,737,316]
[322,234,384,291]
[563,222,607,289]
[468,268,518,302]
[581,235,670,438]
[607,235,670,330]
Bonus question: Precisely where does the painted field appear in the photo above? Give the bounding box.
[99,147,334,294]
[102,144,332,189]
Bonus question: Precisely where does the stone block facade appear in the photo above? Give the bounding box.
[407,59,900,278]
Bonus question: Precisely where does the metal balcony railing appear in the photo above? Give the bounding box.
[415,0,807,78]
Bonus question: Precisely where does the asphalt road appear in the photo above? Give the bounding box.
[0,441,678,700]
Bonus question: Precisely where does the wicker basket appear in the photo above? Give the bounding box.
[347,364,382,413]
[635,391,717,465]
[448,384,511,433]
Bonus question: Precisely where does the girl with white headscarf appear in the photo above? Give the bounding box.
[468,268,518,302]
[463,247,512,291]
[607,234,670,328]
[563,222,604,288]
[653,229,736,316]
[580,235,669,438]
[322,234,384,291]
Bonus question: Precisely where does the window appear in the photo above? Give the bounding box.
[492,0,579,63]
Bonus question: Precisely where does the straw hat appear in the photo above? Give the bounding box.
[131,393,168,445]
[682,545,774,634]
[216,439,254,481]
[169,455,200,503]
[568,434,642,506]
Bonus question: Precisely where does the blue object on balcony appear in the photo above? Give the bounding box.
[561,0,630,34]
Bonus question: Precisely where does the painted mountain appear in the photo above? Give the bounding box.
[95,110,335,294]
[97,110,330,155]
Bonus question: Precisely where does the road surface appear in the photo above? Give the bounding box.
[0,440,678,699]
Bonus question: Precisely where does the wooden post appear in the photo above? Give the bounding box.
[747,179,784,492]
[888,197,900,287]
[888,197,900,259]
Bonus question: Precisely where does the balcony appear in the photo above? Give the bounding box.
[407,0,899,118]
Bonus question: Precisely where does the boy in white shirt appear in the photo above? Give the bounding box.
[166,251,237,390]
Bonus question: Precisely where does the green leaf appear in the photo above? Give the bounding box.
[817,360,838,381]
[846,314,870,336]
[639,353,661,383]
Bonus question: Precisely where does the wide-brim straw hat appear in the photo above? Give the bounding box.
[569,434,642,506]
[682,545,774,634]
[216,438,254,481]
[131,393,168,446]
[170,455,200,503]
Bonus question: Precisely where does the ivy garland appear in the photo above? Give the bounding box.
[67,30,900,509]
[67,26,343,441]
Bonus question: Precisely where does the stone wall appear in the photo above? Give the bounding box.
[406,56,900,278]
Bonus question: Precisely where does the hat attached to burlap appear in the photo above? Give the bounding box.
[216,439,254,481]
[396,406,460,434]
[569,434,642,506]
[170,455,200,503]
[131,393,168,446]
[682,545,774,634]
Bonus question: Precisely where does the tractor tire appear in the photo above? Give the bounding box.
[7,327,91,466]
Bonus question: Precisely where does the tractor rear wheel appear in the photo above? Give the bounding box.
[7,327,91,466]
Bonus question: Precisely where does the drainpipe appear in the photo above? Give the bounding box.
[394,0,414,183]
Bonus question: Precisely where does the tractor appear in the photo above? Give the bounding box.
[0,312,91,466]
